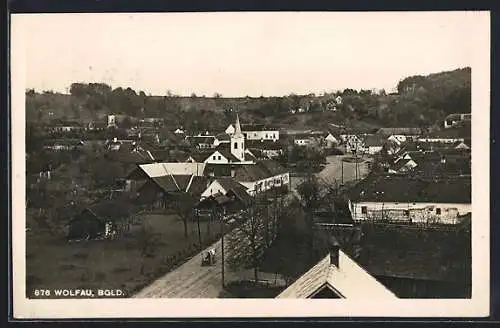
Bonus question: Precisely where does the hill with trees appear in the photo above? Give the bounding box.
[25,67,471,132]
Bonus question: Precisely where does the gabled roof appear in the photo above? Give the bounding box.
[144,174,209,196]
[277,250,397,299]
[214,177,250,202]
[348,174,471,203]
[213,144,241,162]
[390,158,415,172]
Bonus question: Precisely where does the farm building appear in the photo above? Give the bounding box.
[347,174,471,225]
[66,198,135,241]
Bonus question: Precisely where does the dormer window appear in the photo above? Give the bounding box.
[234,142,238,149]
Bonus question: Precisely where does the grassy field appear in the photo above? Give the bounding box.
[26,213,224,297]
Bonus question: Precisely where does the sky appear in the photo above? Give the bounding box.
[13,11,486,97]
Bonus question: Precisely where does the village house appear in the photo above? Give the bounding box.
[136,174,209,210]
[361,134,386,155]
[245,140,284,158]
[375,127,422,138]
[107,114,131,128]
[125,162,206,193]
[203,160,290,196]
[225,123,280,141]
[43,139,84,151]
[348,174,471,225]
[213,133,231,146]
[187,135,217,150]
[276,238,397,299]
[387,158,419,174]
[444,113,471,129]
[323,131,340,147]
[66,198,135,241]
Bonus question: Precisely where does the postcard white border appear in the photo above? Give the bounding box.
[11,11,491,319]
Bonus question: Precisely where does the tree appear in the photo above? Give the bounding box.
[138,222,161,275]
[226,199,270,282]
[296,175,322,264]
[173,192,197,240]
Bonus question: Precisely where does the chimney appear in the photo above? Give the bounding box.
[329,236,340,268]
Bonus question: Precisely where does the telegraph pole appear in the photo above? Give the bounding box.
[220,209,225,288]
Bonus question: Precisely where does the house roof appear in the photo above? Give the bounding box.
[215,133,231,141]
[214,144,241,162]
[137,162,206,178]
[215,177,251,203]
[346,222,471,282]
[363,134,386,147]
[245,140,282,150]
[84,198,136,221]
[258,160,288,176]
[143,174,209,196]
[425,125,471,139]
[348,174,471,203]
[187,151,213,163]
[376,128,422,136]
[390,158,415,172]
[276,250,397,299]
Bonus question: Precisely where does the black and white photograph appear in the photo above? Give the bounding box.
[11,11,490,318]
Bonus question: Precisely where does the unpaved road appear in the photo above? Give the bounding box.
[134,155,372,298]
[134,236,234,298]
[317,155,371,184]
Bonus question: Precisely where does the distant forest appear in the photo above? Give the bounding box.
[25,67,471,132]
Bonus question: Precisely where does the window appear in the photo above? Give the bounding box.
[361,206,367,214]
[436,208,441,215]
[234,142,238,149]
[404,210,410,216]
[217,155,221,160]
[213,155,216,160]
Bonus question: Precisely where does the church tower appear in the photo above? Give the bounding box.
[230,114,245,162]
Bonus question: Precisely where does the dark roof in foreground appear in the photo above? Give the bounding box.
[348,174,471,203]
[348,222,471,283]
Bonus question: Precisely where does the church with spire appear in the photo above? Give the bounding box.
[230,114,245,161]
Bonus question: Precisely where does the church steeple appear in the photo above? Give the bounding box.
[230,113,245,161]
[234,113,243,137]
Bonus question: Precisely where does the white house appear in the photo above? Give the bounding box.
[200,177,249,200]
[203,160,290,196]
[174,128,185,134]
[444,113,471,129]
[348,175,471,225]
[324,132,340,147]
[335,95,343,105]
[226,122,280,141]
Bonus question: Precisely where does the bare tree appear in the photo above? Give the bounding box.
[226,202,268,282]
